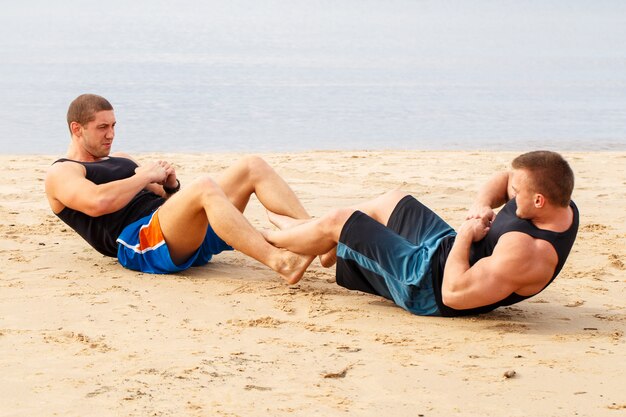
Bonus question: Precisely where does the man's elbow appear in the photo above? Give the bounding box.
[441,273,480,309]
[441,288,463,309]
[84,197,116,217]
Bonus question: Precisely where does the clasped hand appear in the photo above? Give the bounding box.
[461,204,494,242]
[135,160,177,186]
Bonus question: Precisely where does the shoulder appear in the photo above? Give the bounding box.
[111,152,144,168]
[111,151,132,158]
[497,231,554,251]
[45,159,87,211]
[111,152,137,162]
[45,160,86,200]
[46,158,86,181]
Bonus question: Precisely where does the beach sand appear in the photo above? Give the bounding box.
[1,151,624,416]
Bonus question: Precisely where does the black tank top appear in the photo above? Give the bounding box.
[53,157,165,257]
[432,198,579,317]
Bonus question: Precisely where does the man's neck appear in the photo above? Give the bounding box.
[66,143,108,163]
[531,204,573,233]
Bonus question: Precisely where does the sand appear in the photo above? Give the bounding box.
[0,151,624,416]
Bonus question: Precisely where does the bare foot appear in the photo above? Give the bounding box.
[264,215,336,270]
[275,250,315,285]
[267,210,312,230]
[262,228,281,247]
[259,228,272,243]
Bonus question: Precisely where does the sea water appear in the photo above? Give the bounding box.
[0,0,625,154]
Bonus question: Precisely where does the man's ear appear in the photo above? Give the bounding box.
[70,121,83,137]
[534,193,545,208]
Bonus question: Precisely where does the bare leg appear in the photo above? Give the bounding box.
[217,156,310,219]
[347,189,408,225]
[265,190,410,256]
[267,211,311,230]
[269,189,408,231]
[157,176,313,284]
[267,211,338,267]
[265,208,353,255]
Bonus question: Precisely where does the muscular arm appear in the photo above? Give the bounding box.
[442,225,557,310]
[442,170,556,310]
[466,171,513,222]
[45,159,167,217]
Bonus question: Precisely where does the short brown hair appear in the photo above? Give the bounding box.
[512,150,574,207]
[66,94,113,132]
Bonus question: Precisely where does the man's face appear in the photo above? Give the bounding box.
[510,169,535,219]
[78,110,116,158]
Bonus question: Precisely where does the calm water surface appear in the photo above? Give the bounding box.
[0,0,625,154]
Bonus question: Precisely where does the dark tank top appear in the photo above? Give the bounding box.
[53,157,165,257]
[432,198,579,317]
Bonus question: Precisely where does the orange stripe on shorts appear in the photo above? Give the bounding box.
[138,211,165,251]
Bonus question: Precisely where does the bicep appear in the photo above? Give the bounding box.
[444,235,549,309]
[444,256,519,309]
[46,164,101,215]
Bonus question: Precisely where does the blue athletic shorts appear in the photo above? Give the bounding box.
[116,210,232,274]
[336,195,456,316]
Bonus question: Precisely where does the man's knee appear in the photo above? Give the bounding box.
[190,175,225,201]
[236,155,272,181]
[368,190,410,222]
[321,208,355,239]
[383,189,410,203]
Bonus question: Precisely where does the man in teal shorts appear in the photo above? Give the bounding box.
[45,93,312,282]
[264,151,579,316]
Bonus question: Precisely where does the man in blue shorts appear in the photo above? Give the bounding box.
[45,93,312,282]
[264,151,579,316]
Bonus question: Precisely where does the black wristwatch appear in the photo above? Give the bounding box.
[163,179,181,194]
